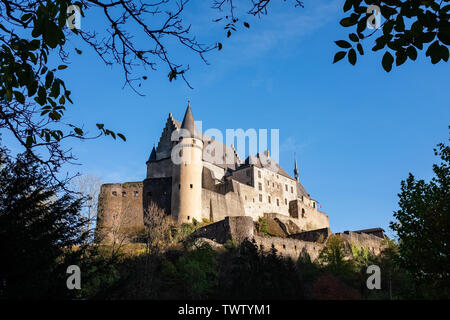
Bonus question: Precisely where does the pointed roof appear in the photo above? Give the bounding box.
[180,102,196,137]
[147,145,156,162]
[294,153,299,181]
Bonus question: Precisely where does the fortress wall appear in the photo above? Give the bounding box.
[254,235,325,261]
[143,177,172,216]
[289,200,329,231]
[230,166,253,186]
[201,186,246,222]
[146,158,173,179]
[191,216,324,261]
[192,216,254,243]
[96,182,145,241]
[337,231,386,256]
[247,166,299,218]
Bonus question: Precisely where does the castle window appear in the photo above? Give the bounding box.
[285,198,287,205]
[246,170,250,177]
[258,170,261,178]
[112,191,117,197]
[245,195,247,200]
[187,216,190,221]
[313,202,316,208]
[258,182,262,191]
[268,196,271,204]
[283,244,286,249]
[272,182,274,187]
[302,208,306,218]
[259,194,262,202]
[285,184,288,191]
[135,191,139,197]
[267,181,269,186]
[122,192,126,197]
[190,184,193,189]
[253,198,255,203]
[291,186,293,193]
[276,198,279,206]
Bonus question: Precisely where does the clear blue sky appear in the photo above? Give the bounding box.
[4,0,449,238]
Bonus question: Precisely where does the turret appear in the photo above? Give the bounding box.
[294,153,299,181]
[171,103,204,224]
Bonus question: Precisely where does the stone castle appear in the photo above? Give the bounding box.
[96,104,386,259]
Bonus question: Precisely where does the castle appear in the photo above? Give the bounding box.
[96,104,386,259]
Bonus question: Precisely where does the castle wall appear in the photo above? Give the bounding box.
[146,158,173,179]
[254,235,324,261]
[143,177,172,216]
[288,200,329,231]
[246,166,300,218]
[96,182,144,241]
[201,185,246,222]
[191,216,325,261]
[337,231,386,256]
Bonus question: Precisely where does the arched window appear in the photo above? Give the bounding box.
[302,208,306,218]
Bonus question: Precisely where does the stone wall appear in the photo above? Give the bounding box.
[288,227,331,243]
[192,216,254,243]
[336,231,386,256]
[289,199,329,231]
[254,235,325,261]
[143,177,172,216]
[96,182,145,242]
[201,182,246,222]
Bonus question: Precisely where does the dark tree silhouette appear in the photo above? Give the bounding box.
[0,146,89,298]
[390,131,450,299]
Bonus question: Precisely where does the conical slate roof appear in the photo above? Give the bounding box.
[147,145,156,162]
[181,103,196,137]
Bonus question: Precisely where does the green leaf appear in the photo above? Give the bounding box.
[335,40,352,48]
[348,48,357,65]
[333,51,347,63]
[382,51,394,72]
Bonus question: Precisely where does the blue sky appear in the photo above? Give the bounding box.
[3,0,449,237]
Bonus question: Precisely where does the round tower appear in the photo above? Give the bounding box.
[171,103,203,224]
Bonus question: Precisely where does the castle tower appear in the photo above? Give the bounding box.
[171,103,204,224]
[294,153,299,181]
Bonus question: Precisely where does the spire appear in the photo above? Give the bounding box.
[148,145,156,162]
[180,101,196,138]
[294,153,299,181]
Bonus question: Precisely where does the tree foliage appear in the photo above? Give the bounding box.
[0,145,89,298]
[334,0,450,71]
[390,132,450,298]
